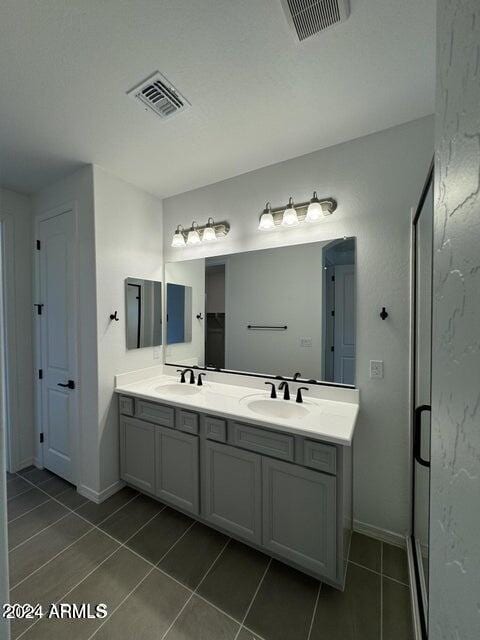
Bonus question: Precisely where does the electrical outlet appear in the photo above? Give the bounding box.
[370,360,384,379]
[300,337,313,348]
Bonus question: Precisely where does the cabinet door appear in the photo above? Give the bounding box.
[262,457,337,581]
[155,425,199,515]
[203,440,261,544]
[120,417,155,493]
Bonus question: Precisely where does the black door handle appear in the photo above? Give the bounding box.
[58,380,75,390]
[414,404,431,467]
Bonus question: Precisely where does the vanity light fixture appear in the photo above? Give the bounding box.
[257,193,337,231]
[171,225,186,247]
[258,202,275,230]
[202,217,217,242]
[186,222,201,245]
[171,219,230,248]
[282,197,299,226]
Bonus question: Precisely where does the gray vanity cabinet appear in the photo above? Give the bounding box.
[155,425,199,515]
[120,416,156,493]
[262,457,337,581]
[202,440,262,544]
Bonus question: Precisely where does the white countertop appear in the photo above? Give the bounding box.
[115,373,359,446]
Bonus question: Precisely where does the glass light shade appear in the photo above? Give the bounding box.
[306,201,322,222]
[202,225,217,242]
[258,212,275,230]
[282,198,298,226]
[171,227,186,247]
[187,229,201,245]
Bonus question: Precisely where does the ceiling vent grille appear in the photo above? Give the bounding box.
[281,0,350,41]
[127,72,190,120]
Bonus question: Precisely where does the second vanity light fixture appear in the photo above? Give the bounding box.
[258,192,337,231]
[171,218,230,248]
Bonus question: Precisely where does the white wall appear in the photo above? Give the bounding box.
[163,116,434,537]
[93,166,163,494]
[165,259,205,367]
[32,166,99,494]
[224,243,326,379]
[0,188,34,471]
[430,2,480,638]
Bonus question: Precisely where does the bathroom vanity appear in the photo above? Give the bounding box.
[115,373,358,590]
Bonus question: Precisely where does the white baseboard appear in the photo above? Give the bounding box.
[14,457,35,473]
[78,479,125,504]
[353,519,407,548]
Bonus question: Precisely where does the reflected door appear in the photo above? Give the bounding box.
[411,167,433,637]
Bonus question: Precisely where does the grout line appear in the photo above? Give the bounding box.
[347,560,409,587]
[307,582,322,640]
[7,497,52,524]
[9,511,72,553]
[7,484,37,502]
[159,537,231,640]
[232,557,272,640]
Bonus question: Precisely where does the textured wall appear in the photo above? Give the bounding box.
[430,2,480,638]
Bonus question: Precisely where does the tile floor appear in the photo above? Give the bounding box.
[6,467,413,640]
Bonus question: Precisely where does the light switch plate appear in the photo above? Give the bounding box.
[300,337,313,348]
[370,360,384,379]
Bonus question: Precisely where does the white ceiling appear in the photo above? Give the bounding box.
[0,0,435,198]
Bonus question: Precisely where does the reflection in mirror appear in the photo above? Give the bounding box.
[166,283,193,344]
[125,278,162,349]
[165,238,356,385]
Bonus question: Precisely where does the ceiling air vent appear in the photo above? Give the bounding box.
[281,0,350,41]
[127,71,190,120]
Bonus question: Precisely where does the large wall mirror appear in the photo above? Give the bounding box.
[125,277,162,349]
[165,237,356,385]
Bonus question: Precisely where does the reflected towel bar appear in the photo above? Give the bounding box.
[247,324,288,330]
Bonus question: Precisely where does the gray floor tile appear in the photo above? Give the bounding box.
[383,577,413,640]
[383,543,409,584]
[310,563,381,640]
[94,567,189,640]
[9,513,92,586]
[160,522,228,589]
[41,475,75,498]
[165,594,239,640]
[99,493,163,542]
[18,466,55,485]
[74,487,138,524]
[10,529,119,639]
[16,465,35,476]
[8,487,50,521]
[198,540,269,620]
[7,476,32,500]
[349,532,381,573]
[126,507,193,564]
[244,560,319,640]
[20,547,152,640]
[55,486,89,510]
[8,499,68,549]
[237,629,263,640]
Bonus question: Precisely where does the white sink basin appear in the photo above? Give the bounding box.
[155,383,201,396]
[241,396,310,420]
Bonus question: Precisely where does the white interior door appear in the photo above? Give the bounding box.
[333,265,356,384]
[38,208,78,482]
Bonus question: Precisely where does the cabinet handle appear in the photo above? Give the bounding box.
[414,405,431,467]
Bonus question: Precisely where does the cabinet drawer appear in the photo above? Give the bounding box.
[176,409,199,435]
[119,395,134,416]
[136,399,174,428]
[202,416,227,442]
[230,422,294,462]
[303,440,337,474]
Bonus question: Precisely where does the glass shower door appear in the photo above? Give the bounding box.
[411,165,433,638]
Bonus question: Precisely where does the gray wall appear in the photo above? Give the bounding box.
[430,2,480,638]
[163,116,434,538]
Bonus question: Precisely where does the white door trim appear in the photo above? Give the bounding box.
[34,201,80,486]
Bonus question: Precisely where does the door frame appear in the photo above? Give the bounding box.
[34,201,81,486]
[408,160,434,640]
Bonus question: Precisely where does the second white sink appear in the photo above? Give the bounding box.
[155,383,201,396]
[241,396,310,420]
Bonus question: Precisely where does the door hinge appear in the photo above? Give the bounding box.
[39,433,44,444]
[34,304,44,315]
[38,369,43,380]
[331,275,335,282]
[36,240,41,250]
[331,310,335,317]
[331,346,335,352]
